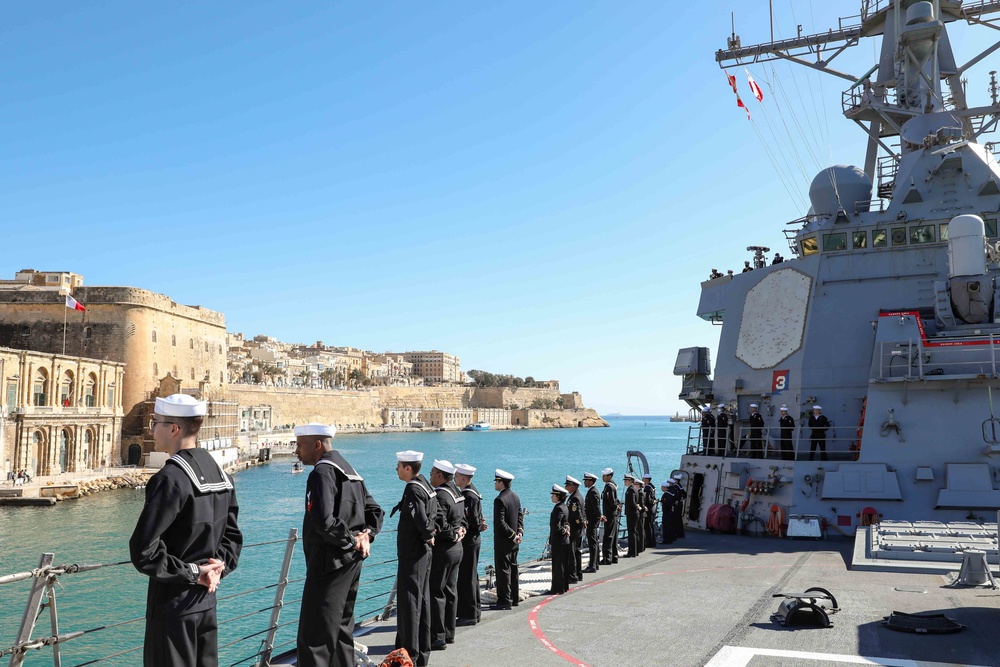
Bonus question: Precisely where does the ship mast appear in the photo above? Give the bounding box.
[716,0,1000,186]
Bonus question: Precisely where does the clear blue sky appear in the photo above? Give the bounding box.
[3,2,997,414]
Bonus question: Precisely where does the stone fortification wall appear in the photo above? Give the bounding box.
[225,386,383,429]
[471,387,562,409]
[377,386,474,409]
[517,408,608,428]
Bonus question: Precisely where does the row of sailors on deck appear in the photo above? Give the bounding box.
[128,396,698,667]
[699,404,832,461]
[709,253,785,279]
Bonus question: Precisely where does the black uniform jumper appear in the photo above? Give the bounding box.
[672,484,687,538]
[748,410,765,458]
[779,413,796,460]
[393,474,437,667]
[129,448,243,667]
[493,487,523,608]
[601,481,620,564]
[548,500,571,594]
[431,480,466,646]
[297,451,383,667]
[584,484,602,570]
[660,489,676,543]
[700,411,716,455]
[642,483,657,548]
[457,482,483,623]
[566,489,585,582]
[624,484,641,557]
[715,410,730,456]
[808,413,831,461]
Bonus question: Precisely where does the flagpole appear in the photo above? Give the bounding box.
[62,296,68,356]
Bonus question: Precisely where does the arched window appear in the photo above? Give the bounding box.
[190,367,195,380]
[60,370,74,407]
[33,369,48,406]
[58,429,69,472]
[152,331,157,343]
[83,326,92,340]
[84,373,97,407]
[84,430,95,468]
[153,363,159,377]
[205,341,210,352]
[190,338,194,350]
[171,335,176,346]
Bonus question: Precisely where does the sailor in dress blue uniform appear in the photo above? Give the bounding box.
[455,463,485,626]
[492,469,523,610]
[129,394,243,667]
[564,476,585,582]
[294,423,383,667]
[429,460,466,650]
[582,472,602,573]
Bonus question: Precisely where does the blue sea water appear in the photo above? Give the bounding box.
[0,416,688,665]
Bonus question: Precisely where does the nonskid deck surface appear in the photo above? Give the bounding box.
[352,532,1000,667]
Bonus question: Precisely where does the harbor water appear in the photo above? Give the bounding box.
[0,416,687,666]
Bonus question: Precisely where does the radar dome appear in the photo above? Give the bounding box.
[808,165,872,216]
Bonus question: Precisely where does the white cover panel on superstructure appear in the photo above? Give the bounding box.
[736,268,812,370]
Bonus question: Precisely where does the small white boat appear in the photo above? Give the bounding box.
[463,421,491,431]
[291,464,304,474]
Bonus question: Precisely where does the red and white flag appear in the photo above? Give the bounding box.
[725,72,751,120]
[66,295,85,312]
[745,68,764,102]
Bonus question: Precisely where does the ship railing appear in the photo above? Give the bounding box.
[685,423,862,462]
[0,514,560,667]
[874,336,1000,381]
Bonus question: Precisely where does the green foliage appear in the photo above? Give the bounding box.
[467,369,539,388]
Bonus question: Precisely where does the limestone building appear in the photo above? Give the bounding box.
[0,270,227,437]
[387,351,461,384]
[0,346,124,478]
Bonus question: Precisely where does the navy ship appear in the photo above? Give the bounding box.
[675,0,1000,534]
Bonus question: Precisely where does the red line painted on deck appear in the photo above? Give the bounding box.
[526,562,838,667]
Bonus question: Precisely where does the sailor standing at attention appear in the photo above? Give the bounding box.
[778,405,796,461]
[455,464,485,627]
[392,451,437,667]
[748,403,765,458]
[715,405,729,457]
[600,468,620,565]
[659,480,675,544]
[808,405,831,461]
[671,474,688,539]
[564,476,585,583]
[547,484,572,595]
[129,394,243,667]
[641,473,657,549]
[623,473,640,557]
[582,472,602,573]
[700,406,716,455]
[429,460,466,651]
[492,469,523,610]
[293,423,383,667]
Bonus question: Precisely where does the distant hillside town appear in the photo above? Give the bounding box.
[0,269,606,482]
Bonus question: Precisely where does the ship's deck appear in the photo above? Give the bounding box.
[347,531,1000,667]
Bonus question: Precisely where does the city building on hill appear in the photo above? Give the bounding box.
[386,350,461,384]
[0,346,124,478]
[0,269,228,439]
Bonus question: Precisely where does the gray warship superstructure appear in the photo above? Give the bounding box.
[675,0,1000,534]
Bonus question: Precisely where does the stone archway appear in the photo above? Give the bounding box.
[58,428,71,473]
[32,430,48,477]
[127,444,142,466]
[85,429,98,469]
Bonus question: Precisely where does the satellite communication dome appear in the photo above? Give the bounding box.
[808,165,872,217]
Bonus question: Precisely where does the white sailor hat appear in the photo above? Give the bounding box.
[673,473,684,481]
[154,394,207,417]
[702,406,711,412]
[602,467,614,476]
[779,405,788,411]
[750,403,759,408]
[583,472,598,481]
[623,472,635,480]
[294,423,336,438]
[813,405,823,410]
[642,473,652,480]
[661,481,670,489]
[455,463,476,476]
[396,450,424,463]
[432,459,456,475]
[551,484,568,495]
[565,475,581,486]
[495,468,514,481]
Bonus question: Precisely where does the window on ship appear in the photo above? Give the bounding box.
[986,217,998,237]
[801,236,818,255]
[910,224,935,244]
[939,223,949,241]
[853,231,867,249]
[891,227,907,246]
[873,229,887,247]
[823,232,847,251]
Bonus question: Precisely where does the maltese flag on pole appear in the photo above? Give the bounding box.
[745,68,764,102]
[66,295,86,312]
